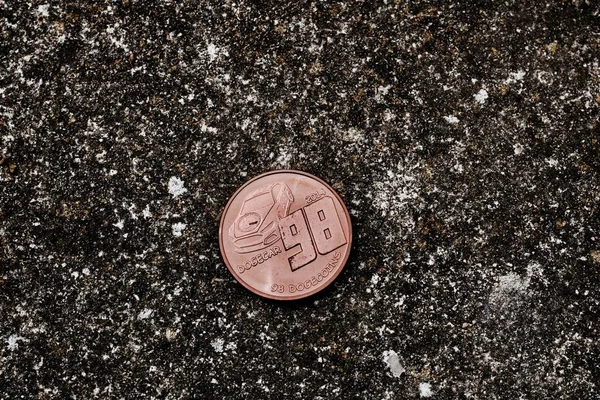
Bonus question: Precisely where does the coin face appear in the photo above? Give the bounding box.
[219,170,352,300]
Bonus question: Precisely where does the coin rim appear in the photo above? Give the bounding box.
[219,169,353,301]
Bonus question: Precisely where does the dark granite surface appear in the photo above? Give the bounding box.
[1,1,599,398]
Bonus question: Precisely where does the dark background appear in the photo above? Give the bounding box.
[1,1,599,398]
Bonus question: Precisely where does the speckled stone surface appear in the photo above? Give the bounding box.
[1,1,599,399]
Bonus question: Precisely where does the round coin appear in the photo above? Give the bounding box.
[219,170,352,300]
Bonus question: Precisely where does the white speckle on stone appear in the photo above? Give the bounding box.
[419,382,433,397]
[394,295,406,308]
[211,338,225,353]
[96,150,106,163]
[36,4,50,17]
[127,204,138,220]
[225,342,237,351]
[474,89,488,104]
[207,43,220,61]
[275,147,293,168]
[33,357,44,371]
[490,273,530,306]
[513,70,526,81]
[166,328,178,341]
[142,204,152,219]
[375,84,392,101]
[505,70,526,84]
[372,159,420,241]
[444,115,459,124]
[513,143,524,155]
[342,127,365,142]
[172,222,187,237]
[7,334,28,351]
[378,84,392,95]
[371,273,380,285]
[138,308,153,320]
[200,123,218,133]
[382,350,405,378]
[168,176,187,198]
[114,220,124,230]
[211,378,218,384]
[2,134,15,147]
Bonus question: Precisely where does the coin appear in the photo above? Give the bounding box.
[219,170,352,300]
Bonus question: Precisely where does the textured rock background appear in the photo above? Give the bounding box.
[1,1,599,398]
